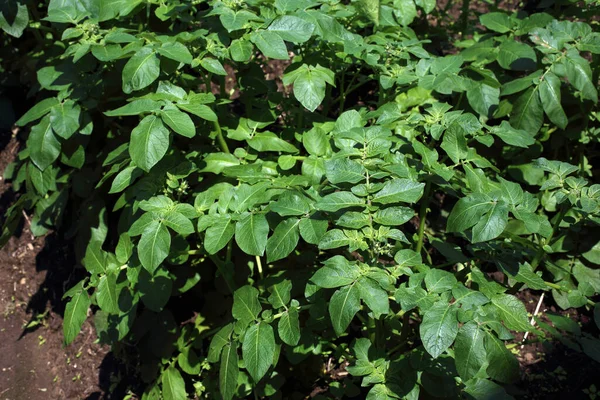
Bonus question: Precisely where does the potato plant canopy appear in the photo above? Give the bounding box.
[2,0,600,398]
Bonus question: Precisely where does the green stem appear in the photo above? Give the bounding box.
[213,119,230,154]
[544,281,596,306]
[415,179,432,254]
[255,255,263,280]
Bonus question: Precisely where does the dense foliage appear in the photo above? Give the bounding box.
[2,0,600,398]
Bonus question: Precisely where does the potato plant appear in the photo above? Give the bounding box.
[2,0,600,398]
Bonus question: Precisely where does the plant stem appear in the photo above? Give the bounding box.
[213,119,230,154]
[255,255,263,280]
[415,179,432,255]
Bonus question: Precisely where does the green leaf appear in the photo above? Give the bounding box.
[49,100,80,139]
[441,124,468,164]
[247,132,298,153]
[372,179,425,204]
[16,98,58,126]
[115,233,133,264]
[316,192,365,212]
[122,47,160,94]
[176,103,218,121]
[424,269,457,293]
[318,229,350,250]
[267,16,315,43]
[230,38,253,62]
[393,0,417,26]
[491,120,535,148]
[266,218,301,262]
[373,206,414,226]
[105,99,162,116]
[479,12,512,33]
[200,58,227,75]
[284,64,335,112]
[0,2,28,38]
[447,193,493,233]
[329,283,361,336]
[109,165,142,194]
[163,212,195,236]
[497,41,537,71]
[357,277,389,318]
[162,366,186,400]
[299,217,328,244]
[97,272,119,313]
[471,199,508,243]
[129,115,170,172]
[235,213,269,256]
[278,307,300,346]
[359,0,379,25]
[204,216,235,254]
[510,87,543,134]
[160,107,196,138]
[27,116,61,171]
[485,332,519,383]
[232,285,261,327]
[268,280,292,308]
[467,82,499,119]
[325,158,365,184]
[454,322,486,381]
[208,324,234,363]
[219,343,239,400]
[539,72,568,129]
[138,220,171,273]
[157,41,193,64]
[63,283,90,345]
[311,256,360,288]
[270,193,310,216]
[565,55,598,102]
[251,31,289,60]
[491,294,531,332]
[242,322,276,382]
[420,302,458,358]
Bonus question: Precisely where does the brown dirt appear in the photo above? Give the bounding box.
[0,136,112,400]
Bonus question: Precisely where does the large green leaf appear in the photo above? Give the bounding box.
[49,100,80,139]
[267,16,315,43]
[250,31,289,60]
[266,218,300,262]
[208,324,233,363]
[372,179,425,204]
[235,213,269,256]
[420,302,458,358]
[138,220,171,273]
[329,283,361,336]
[325,158,365,184]
[316,192,365,212]
[129,115,170,172]
[232,285,261,327]
[278,307,301,346]
[162,366,186,400]
[16,98,58,126]
[454,322,486,380]
[485,332,519,383]
[27,116,61,171]
[510,87,543,134]
[447,193,493,233]
[539,72,568,129]
[564,55,598,103]
[471,199,508,243]
[96,272,119,313]
[63,282,90,345]
[122,47,160,93]
[242,322,276,382]
[160,107,196,138]
[204,216,235,254]
[491,294,531,332]
[497,41,537,71]
[219,343,239,400]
